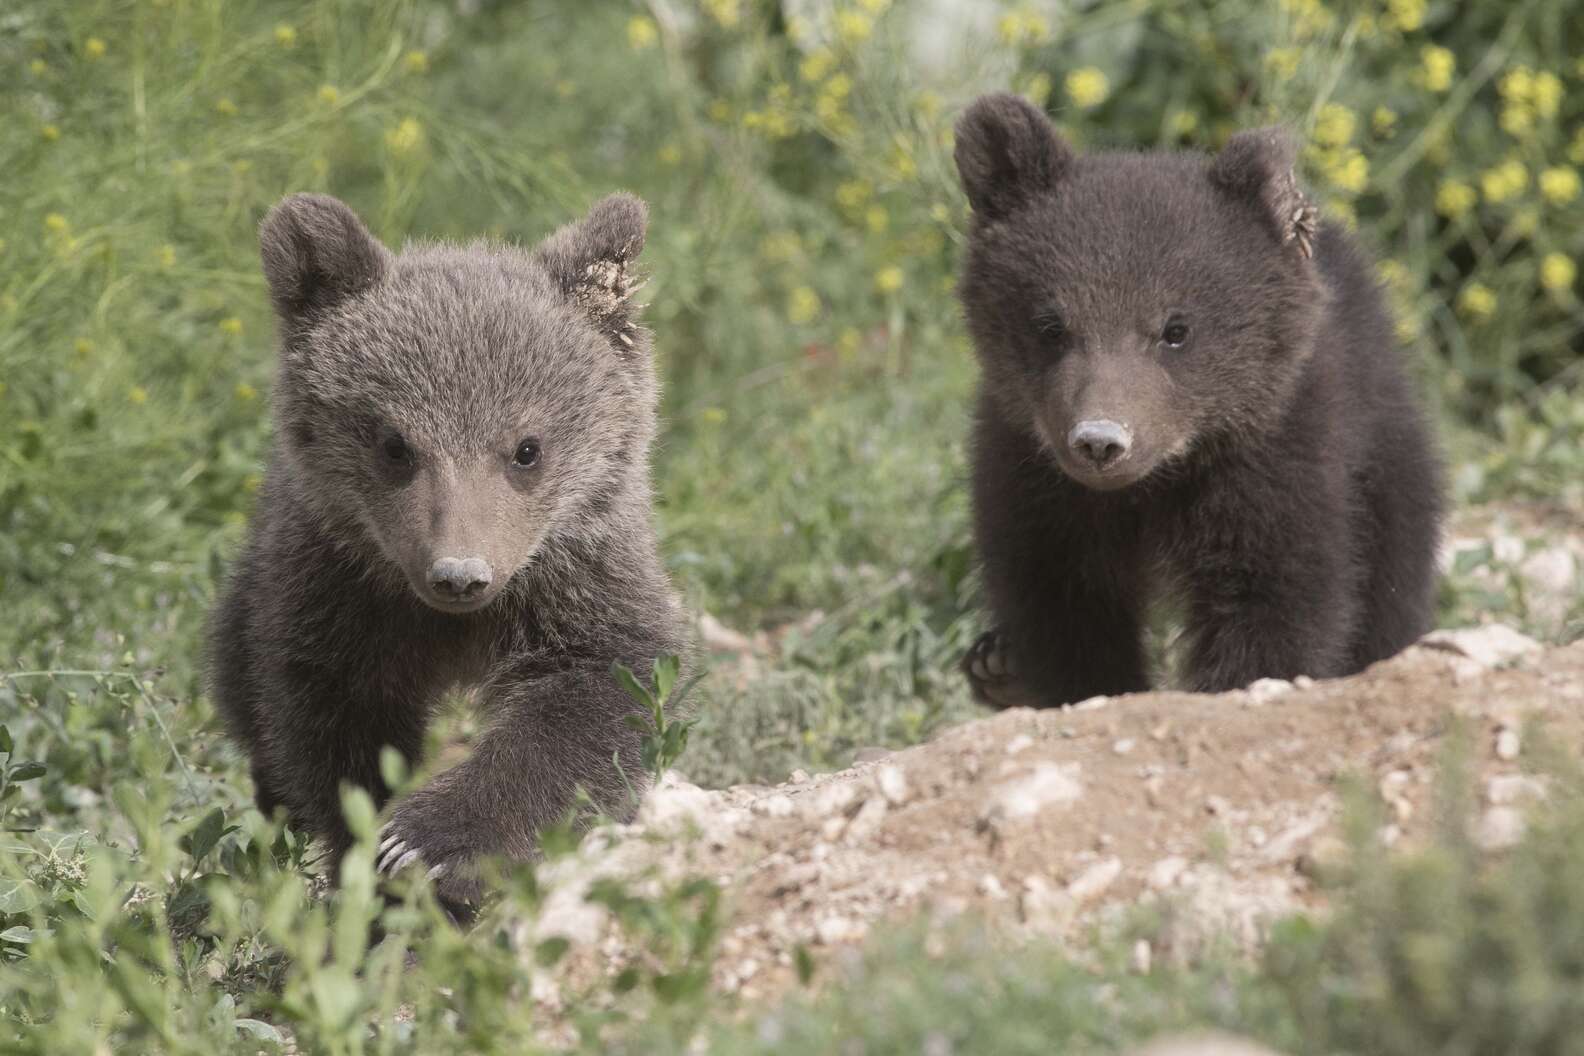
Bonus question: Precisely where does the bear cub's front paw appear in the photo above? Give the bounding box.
[375,798,469,883]
[962,630,1042,710]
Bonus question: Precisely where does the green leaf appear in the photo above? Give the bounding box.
[611,662,653,709]
[8,762,45,783]
[184,807,227,862]
[0,926,34,944]
[535,936,570,967]
[235,1019,285,1044]
[612,966,641,994]
[652,653,680,706]
[795,943,816,985]
[0,725,11,755]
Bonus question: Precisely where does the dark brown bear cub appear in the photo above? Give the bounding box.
[209,192,688,916]
[953,94,1443,709]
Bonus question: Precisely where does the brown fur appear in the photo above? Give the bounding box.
[953,94,1444,707]
[209,193,689,917]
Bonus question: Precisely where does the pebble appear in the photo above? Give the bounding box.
[874,764,910,806]
[1495,726,1521,761]
[1067,856,1122,901]
[982,762,1084,822]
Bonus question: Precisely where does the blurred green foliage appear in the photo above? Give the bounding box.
[1,0,1583,1049]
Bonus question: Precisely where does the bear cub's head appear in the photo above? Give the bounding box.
[955,93,1325,492]
[259,192,656,613]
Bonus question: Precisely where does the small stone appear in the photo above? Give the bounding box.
[1495,726,1521,761]
[1246,678,1295,704]
[1486,774,1547,806]
[1296,835,1349,878]
[1148,856,1188,890]
[1476,806,1526,851]
[1112,738,1136,756]
[842,795,888,844]
[977,873,1007,899]
[1492,534,1525,565]
[805,782,858,820]
[1066,856,1122,901]
[1293,675,1315,689]
[875,764,910,806]
[1072,695,1109,711]
[1005,733,1034,755]
[1130,939,1153,975]
[1419,625,1542,669]
[752,793,795,818]
[788,769,810,785]
[814,915,865,945]
[982,762,1084,823]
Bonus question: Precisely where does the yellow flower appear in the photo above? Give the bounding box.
[317,84,341,105]
[157,244,177,268]
[274,24,297,47]
[627,16,657,50]
[835,179,871,209]
[1384,0,1425,31]
[1540,253,1576,293]
[997,9,1050,47]
[703,0,739,29]
[1021,72,1052,107]
[74,337,94,357]
[1456,282,1496,321]
[800,48,834,82]
[29,59,46,76]
[1170,110,1199,136]
[235,383,258,401]
[385,118,424,154]
[1065,67,1108,109]
[865,205,889,234]
[1500,103,1533,137]
[657,141,682,165]
[1540,166,1581,205]
[835,10,873,44]
[1532,72,1563,118]
[403,50,429,74]
[84,37,106,60]
[1480,159,1528,203]
[41,124,60,141]
[44,213,69,233]
[1372,106,1397,138]
[1327,149,1369,193]
[1434,180,1477,218]
[1418,45,1454,93]
[1499,66,1533,103]
[128,386,149,405]
[874,265,903,293]
[215,97,238,116]
[699,407,727,426]
[1314,103,1356,147]
[1265,48,1300,82]
[219,317,244,336]
[786,285,820,324]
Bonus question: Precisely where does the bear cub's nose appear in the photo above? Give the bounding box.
[1068,420,1132,468]
[428,557,494,600]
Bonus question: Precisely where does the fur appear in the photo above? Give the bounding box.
[209,193,689,916]
[953,94,1444,707]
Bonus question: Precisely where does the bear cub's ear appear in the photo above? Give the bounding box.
[259,193,391,321]
[954,93,1074,221]
[536,193,649,352]
[1209,128,1319,259]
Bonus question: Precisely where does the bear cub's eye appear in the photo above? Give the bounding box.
[1035,311,1067,339]
[1161,318,1190,348]
[512,437,542,469]
[380,432,413,465]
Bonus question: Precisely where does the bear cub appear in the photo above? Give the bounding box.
[209,192,688,914]
[953,94,1443,708]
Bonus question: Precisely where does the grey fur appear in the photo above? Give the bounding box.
[953,94,1444,708]
[209,192,689,917]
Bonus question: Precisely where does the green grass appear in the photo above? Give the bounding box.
[2,0,1584,1049]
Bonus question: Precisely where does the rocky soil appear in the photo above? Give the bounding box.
[524,625,1584,1019]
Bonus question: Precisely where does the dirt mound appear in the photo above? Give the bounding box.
[527,628,1584,1007]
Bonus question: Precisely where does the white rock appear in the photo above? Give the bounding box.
[1486,774,1547,806]
[874,764,910,806]
[752,793,795,818]
[1112,738,1136,756]
[803,782,858,820]
[1004,733,1034,755]
[982,762,1084,822]
[814,915,865,945]
[1246,678,1295,704]
[1495,726,1521,761]
[1148,856,1189,891]
[1493,534,1526,565]
[1475,806,1526,851]
[637,772,716,831]
[977,873,1007,899]
[1066,856,1122,901]
[1419,625,1542,669]
[1131,939,1153,975]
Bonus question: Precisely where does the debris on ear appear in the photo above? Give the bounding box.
[1210,127,1319,259]
[536,193,649,352]
[953,92,1074,221]
[259,193,390,321]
